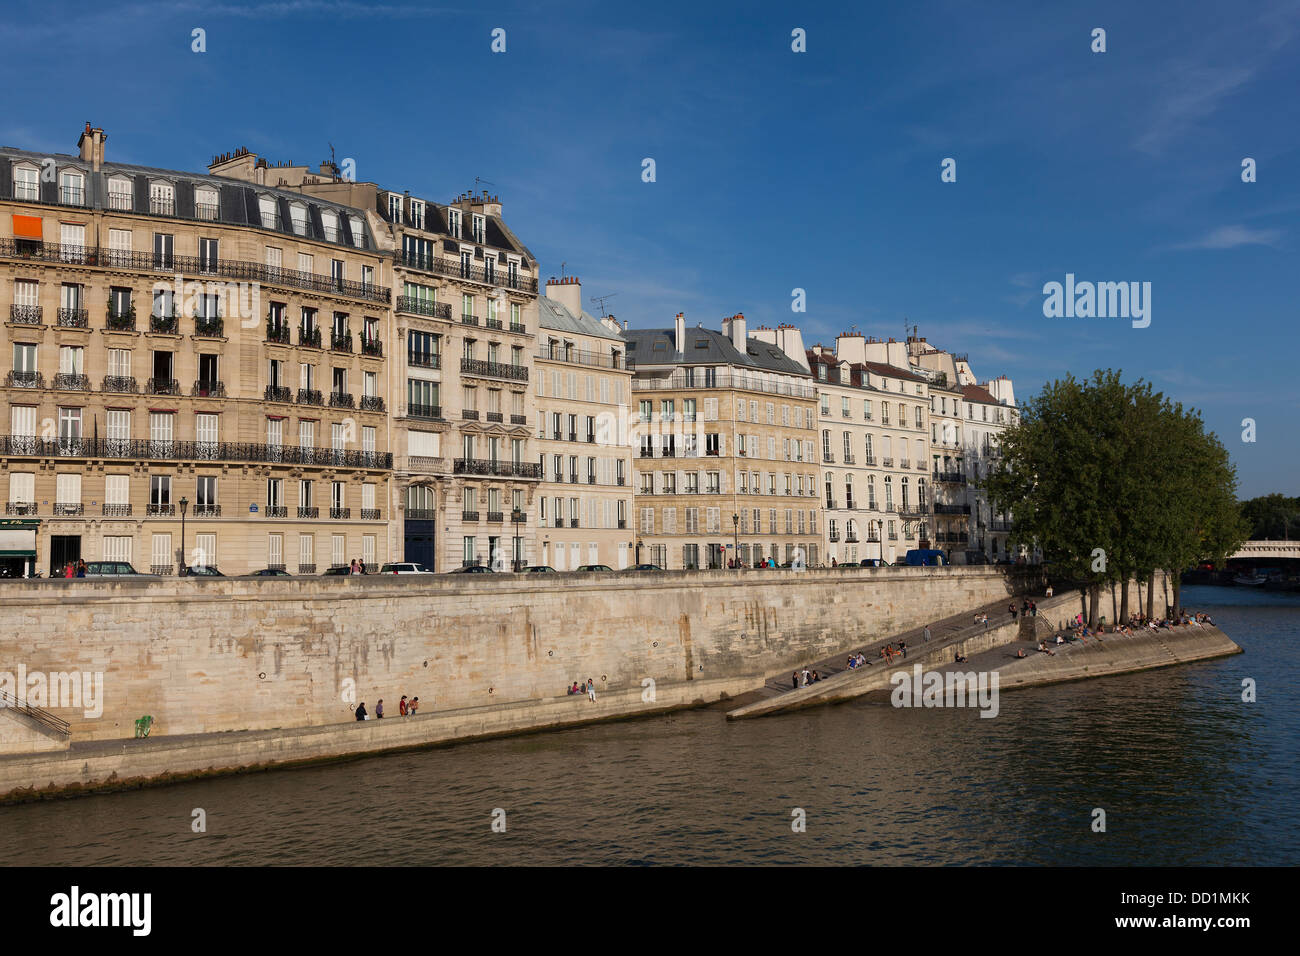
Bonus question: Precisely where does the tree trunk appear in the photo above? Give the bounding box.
[1145,573,1155,619]
[1172,571,1182,620]
[1088,584,1100,630]
[1120,577,1130,622]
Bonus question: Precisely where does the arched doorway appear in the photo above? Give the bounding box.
[404,485,437,570]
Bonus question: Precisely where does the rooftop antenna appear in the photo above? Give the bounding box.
[591,293,618,318]
[329,143,336,165]
[561,261,567,279]
[474,176,495,195]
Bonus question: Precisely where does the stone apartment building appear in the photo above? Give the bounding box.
[626,315,820,570]
[209,149,544,570]
[807,335,933,565]
[533,276,634,569]
[0,124,394,576]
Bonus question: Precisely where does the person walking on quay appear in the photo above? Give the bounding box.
[355,702,367,721]
[408,697,419,715]
[923,624,932,643]
[399,695,408,716]
[586,678,597,702]
[898,640,907,660]
[1045,584,1054,598]
[792,672,799,690]
[1030,600,1037,618]
[76,559,87,577]
[376,699,384,718]
[1009,603,1018,620]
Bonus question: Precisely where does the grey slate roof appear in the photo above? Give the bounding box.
[0,146,380,249]
[538,295,624,342]
[624,326,810,376]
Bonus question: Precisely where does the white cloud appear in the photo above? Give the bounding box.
[1172,225,1283,250]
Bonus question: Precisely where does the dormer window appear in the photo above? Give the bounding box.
[59,170,86,206]
[388,194,402,223]
[472,214,485,243]
[447,208,462,239]
[150,180,174,216]
[320,209,338,242]
[349,216,365,248]
[289,203,307,236]
[259,195,280,230]
[410,200,425,230]
[195,185,219,221]
[13,164,39,201]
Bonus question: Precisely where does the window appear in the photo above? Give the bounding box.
[259,196,280,230]
[289,203,308,236]
[150,181,175,216]
[59,169,85,206]
[14,165,39,201]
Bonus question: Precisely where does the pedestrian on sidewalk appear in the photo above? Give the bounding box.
[899,640,907,659]
[409,696,419,715]
[399,695,408,716]
[1009,603,1018,620]
[375,699,384,718]
[1046,584,1054,597]
[587,678,597,702]
[355,702,367,721]
[923,624,932,643]
[791,672,799,689]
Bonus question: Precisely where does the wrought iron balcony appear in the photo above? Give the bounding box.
[462,510,480,522]
[933,471,966,483]
[510,322,526,334]
[0,435,393,469]
[102,503,132,516]
[150,197,175,216]
[330,507,351,519]
[511,510,526,523]
[828,531,840,542]
[297,388,323,406]
[406,403,442,420]
[57,308,89,328]
[107,190,132,210]
[486,411,503,423]
[882,457,893,467]
[52,502,84,516]
[485,317,502,330]
[149,315,180,334]
[193,504,221,517]
[53,373,90,391]
[361,508,380,521]
[195,202,219,221]
[360,396,385,412]
[9,304,42,325]
[462,409,480,420]
[864,456,876,466]
[150,564,175,576]
[264,385,293,403]
[192,380,225,398]
[102,375,138,393]
[511,414,526,425]
[360,338,383,357]
[5,370,43,389]
[331,333,352,353]
[408,353,440,369]
[194,317,224,338]
[461,314,479,326]
[264,506,288,518]
[105,310,136,331]
[486,511,504,522]
[298,506,319,519]
[453,458,543,479]
[147,503,175,516]
[266,323,292,344]
[328,392,354,408]
[146,377,179,395]
[5,502,37,515]
[299,327,322,348]
[297,563,316,574]
[845,533,859,543]
[396,296,452,320]
[934,503,970,515]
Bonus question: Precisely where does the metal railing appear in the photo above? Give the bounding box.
[453,458,543,478]
[0,689,70,738]
[396,296,453,320]
[0,435,392,468]
[405,404,442,420]
[9,304,42,325]
[397,252,539,293]
[102,375,138,393]
[192,378,226,398]
[57,308,89,328]
[630,372,815,398]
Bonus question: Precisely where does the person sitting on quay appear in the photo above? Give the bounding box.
[857,652,869,667]
[954,651,968,664]
[1016,647,1027,658]
[792,671,800,689]
[1036,641,1054,656]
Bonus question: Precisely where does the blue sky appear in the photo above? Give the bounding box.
[3,0,1296,497]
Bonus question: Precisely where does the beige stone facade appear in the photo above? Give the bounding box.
[532,277,635,569]
[627,316,820,569]
[1,126,393,575]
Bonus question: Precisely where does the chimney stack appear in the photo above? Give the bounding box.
[674,312,686,355]
[544,274,582,317]
[723,311,747,351]
[77,122,106,172]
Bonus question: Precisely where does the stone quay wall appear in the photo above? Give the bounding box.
[0,566,1039,748]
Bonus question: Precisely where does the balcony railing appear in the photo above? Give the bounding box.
[57,308,89,328]
[328,392,355,409]
[149,315,180,335]
[330,333,352,353]
[462,511,479,522]
[195,202,219,221]
[265,385,292,403]
[150,564,175,576]
[105,310,136,331]
[396,296,452,320]
[408,353,440,370]
[107,191,132,210]
[53,502,84,516]
[461,313,479,326]
[102,503,132,516]
[265,506,288,518]
[486,511,504,522]
[147,503,175,516]
[462,409,480,420]
[193,504,221,517]
[511,510,526,523]
[0,435,393,469]
[299,327,322,348]
[486,411,503,423]
[630,372,814,399]
[360,396,385,413]
[934,503,970,515]
[460,358,529,382]
[294,387,322,406]
[9,305,42,325]
[485,317,503,331]
[397,252,539,293]
[511,414,527,425]
[150,197,175,216]
[5,371,43,389]
[5,502,37,515]
[361,508,380,521]
[102,375,138,393]
[53,373,90,391]
[452,458,543,478]
[147,377,180,395]
[298,506,319,519]
[933,471,966,483]
[405,403,442,420]
[330,507,351,519]
[360,338,383,357]
[194,317,224,338]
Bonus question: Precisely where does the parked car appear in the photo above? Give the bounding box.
[82,561,155,577]
[321,566,352,576]
[247,567,291,576]
[447,564,494,573]
[630,564,664,571]
[379,562,434,575]
[525,565,558,573]
[575,564,614,572]
[858,558,889,567]
[182,565,225,576]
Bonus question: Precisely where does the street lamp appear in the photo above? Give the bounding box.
[636,537,643,566]
[179,496,189,575]
[732,513,739,569]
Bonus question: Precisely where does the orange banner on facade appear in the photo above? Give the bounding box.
[12,215,42,239]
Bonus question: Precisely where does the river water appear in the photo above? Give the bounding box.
[2,585,1295,866]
